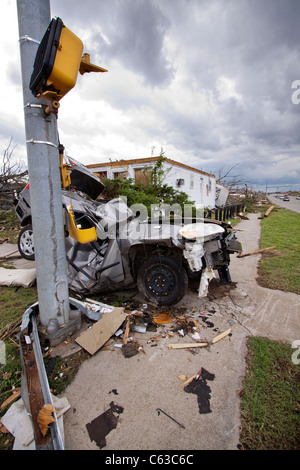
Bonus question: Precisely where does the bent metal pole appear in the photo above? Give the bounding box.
[17,0,70,328]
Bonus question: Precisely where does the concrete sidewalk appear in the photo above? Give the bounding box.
[60,212,299,450]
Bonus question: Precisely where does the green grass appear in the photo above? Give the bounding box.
[257,207,300,294]
[240,337,300,450]
[0,209,20,243]
[0,286,38,334]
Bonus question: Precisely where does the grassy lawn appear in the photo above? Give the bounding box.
[240,337,300,450]
[257,207,300,294]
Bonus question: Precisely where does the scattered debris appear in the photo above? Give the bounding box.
[200,316,214,328]
[131,318,147,333]
[86,401,123,449]
[152,313,173,324]
[171,315,199,336]
[184,368,215,414]
[122,342,139,358]
[156,408,185,429]
[237,246,276,258]
[178,374,187,381]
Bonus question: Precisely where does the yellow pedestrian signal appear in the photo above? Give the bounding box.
[30,17,107,101]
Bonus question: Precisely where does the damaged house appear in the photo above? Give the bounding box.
[87,157,216,209]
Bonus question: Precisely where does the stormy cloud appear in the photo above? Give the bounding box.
[0,0,299,189]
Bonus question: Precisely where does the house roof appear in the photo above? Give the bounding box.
[87,156,215,178]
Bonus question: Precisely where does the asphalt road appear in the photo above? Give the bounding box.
[268,194,300,214]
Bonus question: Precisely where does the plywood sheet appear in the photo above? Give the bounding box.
[75,307,127,355]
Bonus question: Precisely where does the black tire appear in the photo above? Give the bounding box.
[136,255,188,306]
[18,224,35,261]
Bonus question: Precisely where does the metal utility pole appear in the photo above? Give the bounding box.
[17,0,71,332]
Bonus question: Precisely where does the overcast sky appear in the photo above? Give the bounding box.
[1,0,300,191]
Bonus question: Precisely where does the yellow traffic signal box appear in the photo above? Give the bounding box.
[30,17,107,101]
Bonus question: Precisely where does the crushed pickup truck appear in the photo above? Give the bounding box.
[14,158,241,306]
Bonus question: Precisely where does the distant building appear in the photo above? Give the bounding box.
[87,157,216,208]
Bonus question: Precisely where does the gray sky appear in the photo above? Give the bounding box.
[1,0,300,191]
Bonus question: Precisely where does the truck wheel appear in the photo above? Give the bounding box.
[137,255,188,306]
[18,224,35,261]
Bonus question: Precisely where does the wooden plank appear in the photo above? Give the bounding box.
[237,246,276,258]
[122,318,131,345]
[168,328,232,350]
[211,328,232,344]
[167,342,208,349]
[264,205,275,217]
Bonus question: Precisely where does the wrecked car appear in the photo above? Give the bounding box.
[14,158,241,306]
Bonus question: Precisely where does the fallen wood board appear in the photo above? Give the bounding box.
[237,246,276,258]
[264,205,275,217]
[122,318,130,345]
[211,328,232,344]
[180,371,202,387]
[167,342,208,349]
[167,328,232,350]
[75,307,127,355]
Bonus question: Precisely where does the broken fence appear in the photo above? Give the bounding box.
[204,203,245,222]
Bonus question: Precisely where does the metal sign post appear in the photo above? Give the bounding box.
[16,0,72,335]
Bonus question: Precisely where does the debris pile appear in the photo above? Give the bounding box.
[1,292,236,450]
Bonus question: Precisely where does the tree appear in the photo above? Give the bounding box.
[216,162,251,194]
[0,138,27,209]
[101,149,193,215]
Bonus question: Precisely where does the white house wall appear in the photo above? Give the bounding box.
[90,161,216,209]
[160,161,216,209]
